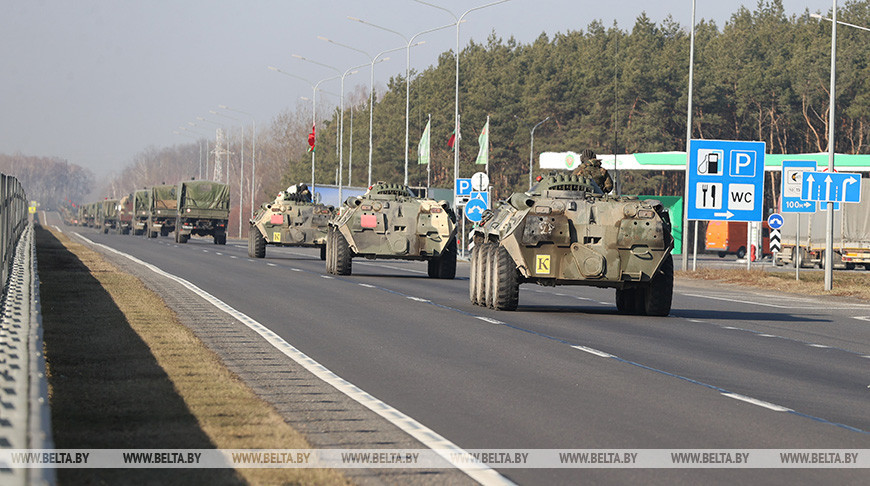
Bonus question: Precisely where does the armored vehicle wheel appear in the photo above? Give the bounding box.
[490,245,519,311]
[148,230,158,238]
[320,245,327,261]
[178,234,190,244]
[334,230,353,275]
[103,227,109,234]
[326,226,335,273]
[249,228,265,258]
[428,239,457,279]
[642,254,673,316]
[483,243,497,309]
[469,244,481,305]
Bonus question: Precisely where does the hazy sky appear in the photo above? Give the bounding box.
[0,1,836,176]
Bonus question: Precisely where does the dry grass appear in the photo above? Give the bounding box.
[37,226,348,486]
[677,267,870,300]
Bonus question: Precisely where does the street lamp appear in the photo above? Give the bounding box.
[218,105,257,218]
[413,0,511,191]
[293,54,372,203]
[267,67,340,197]
[346,18,456,186]
[811,3,840,290]
[514,115,550,189]
[317,35,412,187]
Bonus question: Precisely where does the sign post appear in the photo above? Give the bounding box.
[781,160,817,281]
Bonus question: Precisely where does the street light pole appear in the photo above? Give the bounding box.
[267,68,340,197]
[348,18,455,186]
[414,0,511,191]
[682,0,697,272]
[218,105,256,218]
[826,1,838,290]
[515,116,550,190]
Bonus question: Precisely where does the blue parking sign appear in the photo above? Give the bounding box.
[687,139,766,222]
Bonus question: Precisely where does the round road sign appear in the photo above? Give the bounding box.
[767,213,784,229]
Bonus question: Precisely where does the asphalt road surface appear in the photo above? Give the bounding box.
[48,215,869,485]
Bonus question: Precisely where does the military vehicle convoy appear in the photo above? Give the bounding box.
[469,173,674,315]
[147,184,177,238]
[326,182,457,278]
[132,189,149,236]
[175,180,231,244]
[249,183,332,259]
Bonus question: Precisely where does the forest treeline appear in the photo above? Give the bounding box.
[24,1,870,212]
[0,154,93,209]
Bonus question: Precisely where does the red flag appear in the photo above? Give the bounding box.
[307,123,316,152]
[447,131,456,151]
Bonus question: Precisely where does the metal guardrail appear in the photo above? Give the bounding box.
[0,174,54,485]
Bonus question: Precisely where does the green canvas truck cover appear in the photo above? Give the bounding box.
[178,181,230,211]
[150,185,178,210]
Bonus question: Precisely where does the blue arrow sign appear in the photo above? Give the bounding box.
[687,139,766,222]
[767,213,783,229]
[464,198,488,223]
[781,160,816,214]
[800,171,862,203]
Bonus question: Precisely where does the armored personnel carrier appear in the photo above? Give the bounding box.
[248,183,332,258]
[326,182,457,278]
[470,173,673,315]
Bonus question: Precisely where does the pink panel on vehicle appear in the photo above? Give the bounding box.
[270,214,284,225]
[361,214,377,228]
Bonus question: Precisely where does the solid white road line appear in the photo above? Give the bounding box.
[720,393,793,412]
[74,234,514,486]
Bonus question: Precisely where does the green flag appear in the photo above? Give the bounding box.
[418,119,431,165]
[475,117,489,165]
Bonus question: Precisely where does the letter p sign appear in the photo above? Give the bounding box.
[730,151,756,177]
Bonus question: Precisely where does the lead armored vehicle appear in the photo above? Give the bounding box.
[470,173,673,315]
[248,183,332,258]
[326,182,457,278]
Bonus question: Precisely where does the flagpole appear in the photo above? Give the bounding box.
[427,114,431,191]
[485,115,490,177]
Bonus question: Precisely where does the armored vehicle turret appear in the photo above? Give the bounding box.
[248,183,333,258]
[470,173,674,315]
[326,182,457,278]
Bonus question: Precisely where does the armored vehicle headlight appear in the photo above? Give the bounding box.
[551,201,565,213]
[372,202,383,211]
[429,207,443,213]
[637,209,655,219]
[535,206,551,215]
[623,205,638,217]
[361,204,372,211]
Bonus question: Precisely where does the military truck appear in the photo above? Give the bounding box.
[117,194,134,234]
[132,189,149,235]
[470,173,674,315]
[84,202,99,227]
[98,199,120,234]
[326,182,457,278]
[175,180,231,244]
[146,184,177,238]
[249,183,333,258]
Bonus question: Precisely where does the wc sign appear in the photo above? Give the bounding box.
[687,139,766,222]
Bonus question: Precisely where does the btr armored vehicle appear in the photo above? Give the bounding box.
[326,182,457,278]
[248,183,332,259]
[470,173,674,315]
[146,184,177,238]
[175,180,230,244]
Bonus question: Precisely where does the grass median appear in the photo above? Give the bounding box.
[36,225,348,485]
[678,267,870,300]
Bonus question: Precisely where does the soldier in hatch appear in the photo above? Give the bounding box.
[572,149,613,193]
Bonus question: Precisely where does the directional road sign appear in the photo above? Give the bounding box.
[781,160,816,213]
[801,171,862,203]
[687,139,766,222]
[767,213,783,230]
[464,191,489,223]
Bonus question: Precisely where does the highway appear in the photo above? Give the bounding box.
[48,215,869,485]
